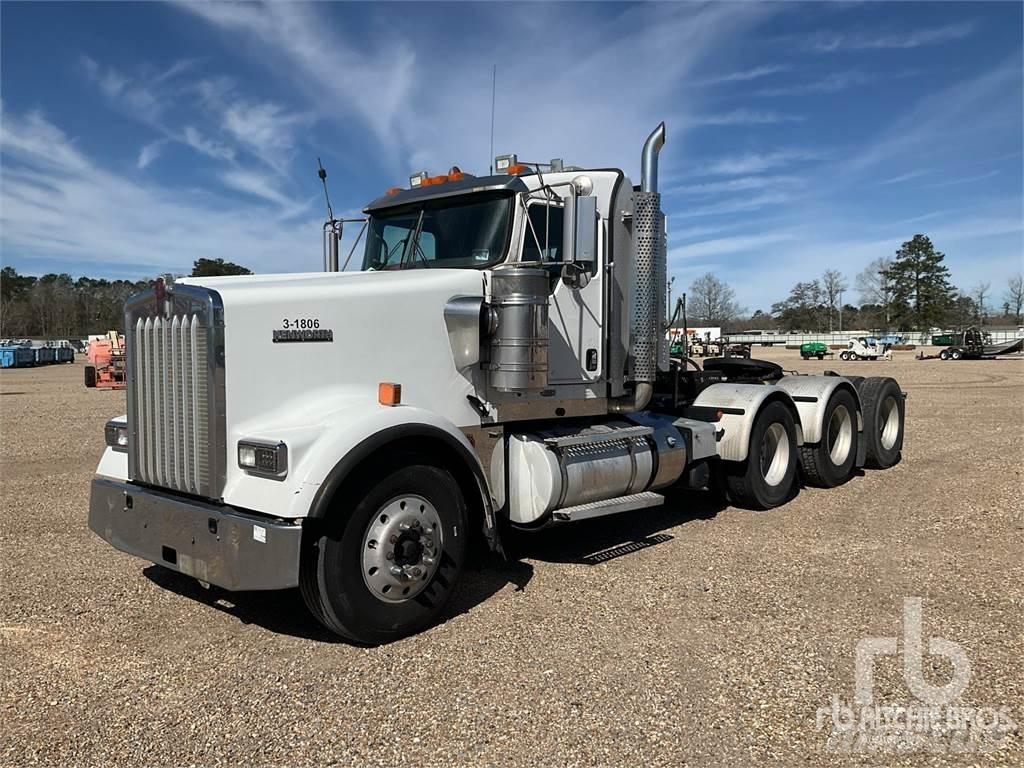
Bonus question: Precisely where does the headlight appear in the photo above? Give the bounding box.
[238,440,288,478]
[104,420,128,452]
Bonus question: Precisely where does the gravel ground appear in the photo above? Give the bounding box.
[2,349,1022,767]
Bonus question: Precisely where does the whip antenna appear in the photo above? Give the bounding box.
[317,157,334,221]
[489,65,496,174]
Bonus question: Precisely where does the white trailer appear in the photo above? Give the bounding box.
[89,123,907,644]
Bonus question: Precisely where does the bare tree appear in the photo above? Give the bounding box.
[855,256,894,326]
[822,269,848,332]
[1006,273,1023,324]
[972,281,991,326]
[688,273,741,326]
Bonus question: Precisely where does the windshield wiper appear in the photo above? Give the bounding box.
[401,209,429,269]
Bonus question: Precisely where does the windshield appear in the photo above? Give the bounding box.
[361,192,512,270]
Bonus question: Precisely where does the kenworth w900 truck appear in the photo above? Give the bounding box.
[89,124,906,644]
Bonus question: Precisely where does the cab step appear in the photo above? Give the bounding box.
[551,491,664,523]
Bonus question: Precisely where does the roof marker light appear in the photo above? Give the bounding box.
[409,171,428,188]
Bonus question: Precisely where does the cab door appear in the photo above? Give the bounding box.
[522,203,603,384]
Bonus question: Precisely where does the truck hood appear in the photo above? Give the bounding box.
[179,268,487,433]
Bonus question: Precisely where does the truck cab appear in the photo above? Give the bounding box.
[89,123,906,644]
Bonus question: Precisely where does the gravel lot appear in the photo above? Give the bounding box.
[2,349,1022,767]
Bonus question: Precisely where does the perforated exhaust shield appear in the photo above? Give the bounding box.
[632,191,666,383]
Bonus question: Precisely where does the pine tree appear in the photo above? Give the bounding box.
[882,235,955,330]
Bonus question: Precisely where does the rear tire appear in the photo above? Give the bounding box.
[84,365,97,388]
[939,349,949,360]
[951,349,963,360]
[300,463,467,644]
[861,377,904,469]
[799,388,859,487]
[724,400,798,510]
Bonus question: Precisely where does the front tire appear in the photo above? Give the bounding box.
[799,388,859,487]
[301,463,468,644]
[724,400,799,510]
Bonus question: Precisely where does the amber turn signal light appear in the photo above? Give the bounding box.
[378,382,402,406]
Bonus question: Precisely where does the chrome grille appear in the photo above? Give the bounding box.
[133,314,209,494]
[126,284,225,499]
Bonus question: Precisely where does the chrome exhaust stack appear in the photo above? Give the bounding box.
[612,122,667,414]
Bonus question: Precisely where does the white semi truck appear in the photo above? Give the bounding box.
[89,124,906,644]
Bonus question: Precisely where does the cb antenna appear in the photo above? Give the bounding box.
[489,64,496,175]
[317,157,335,221]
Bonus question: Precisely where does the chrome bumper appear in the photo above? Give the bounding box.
[89,478,302,591]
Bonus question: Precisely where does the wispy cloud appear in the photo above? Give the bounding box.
[689,109,804,126]
[670,231,797,261]
[879,169,932,185]
[924,169,1001,188]
[691,149,822,177]
[810,21,975,52]
[678,192,792,217]
[0,108,317,274]
[758,70,872,97]
[693,64,789,85]
[136,140,167,170]
[668,175,800,195]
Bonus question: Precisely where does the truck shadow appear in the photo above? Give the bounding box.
[503,488,726,565]
[141,489,726,643]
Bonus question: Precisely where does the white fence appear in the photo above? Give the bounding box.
[724,330,1024,346]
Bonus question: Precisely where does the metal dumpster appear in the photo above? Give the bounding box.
[32,346,57,365]
[0,346,36,368]
[55,346,75,363]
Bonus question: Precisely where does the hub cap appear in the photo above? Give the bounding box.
[879,395,900,450]
[759,422,791,487]
[362,495,443,603]
[827,404,853,465]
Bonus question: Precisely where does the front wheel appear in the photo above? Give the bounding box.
[300,463,468,644]
[724,400,799,510]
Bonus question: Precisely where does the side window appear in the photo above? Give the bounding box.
[522,205,564,263]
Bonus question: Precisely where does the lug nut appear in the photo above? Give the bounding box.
[386,552,394,561]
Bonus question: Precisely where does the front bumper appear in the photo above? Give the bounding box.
[89,478,302,591]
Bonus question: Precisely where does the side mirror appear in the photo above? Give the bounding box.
[561,193,598,266]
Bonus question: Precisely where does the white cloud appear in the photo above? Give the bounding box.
[691,149,821,177]
[670,232,797,261]
[879,169,932,185]
[810,22,975,52]
[668,175,799,195]
[137,140,166,170]
[688,109,804,126]
[924,169,1000,188]
[678,192,792,217]
[182,125,235,161]
[0,109,319,275]
[694,64,789,85]
[757,71,872,97]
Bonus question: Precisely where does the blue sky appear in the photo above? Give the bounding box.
[1,1,1021,311]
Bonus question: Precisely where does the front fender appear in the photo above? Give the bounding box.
[773,375,862,444]
[692,383,801,462]
[225,399,485,521]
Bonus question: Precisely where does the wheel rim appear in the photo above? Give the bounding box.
[827,404,853,465]
[362,495,443,603]
[879,395,900,450]
[759,422,790,486]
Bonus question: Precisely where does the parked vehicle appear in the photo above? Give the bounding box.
[84,331,126,389]
[88,123,907,644]
[800,342,828,360]
[839,338,891,361]
[938,327,1024,360]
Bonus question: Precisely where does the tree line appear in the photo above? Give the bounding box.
[685,235,1024,333]
[0,259,250,339]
